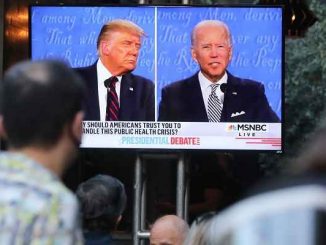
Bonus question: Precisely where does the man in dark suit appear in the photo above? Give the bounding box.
[159,20,279,123]
[75,19,154,121]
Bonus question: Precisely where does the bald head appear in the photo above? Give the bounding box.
[150,215,189,245]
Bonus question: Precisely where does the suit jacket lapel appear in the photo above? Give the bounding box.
[84,63,100,120]
[221,72,241,122]
[186,74,208,122]
[119,74,134,121]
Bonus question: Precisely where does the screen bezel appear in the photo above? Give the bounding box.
[28,4,284,153]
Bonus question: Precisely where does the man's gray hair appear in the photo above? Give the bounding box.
[191,20,232,47]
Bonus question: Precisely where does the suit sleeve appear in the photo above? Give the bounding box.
[158,86,170,121]
[256,83,280,123]
[145,82,155,121]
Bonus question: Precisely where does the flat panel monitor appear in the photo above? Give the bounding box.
[30,5,283,152]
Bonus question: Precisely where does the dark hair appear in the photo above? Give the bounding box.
[76,174,127,232]
[0,60,85,148]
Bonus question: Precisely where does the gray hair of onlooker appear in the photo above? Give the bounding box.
[76,174,127,232]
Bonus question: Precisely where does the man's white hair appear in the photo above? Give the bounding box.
[191,20,232,47]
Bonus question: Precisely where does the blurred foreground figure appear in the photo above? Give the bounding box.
[0,60,86,244]
[186,185,326,245]
[185,127,326,245]
[150,215,189,245]
[76,174,127,245]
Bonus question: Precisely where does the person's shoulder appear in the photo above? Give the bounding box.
[73,62,97,74]
[229,73,261,86]
[126,73,154,87]
[228,73,264,92]
[31,174,79,208]
[45,180,80,222]
[127,73,151,82]
[163,73,198,90]
[49,179,78,203]
[1,171,78,216]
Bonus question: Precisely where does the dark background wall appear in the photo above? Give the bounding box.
[0,0,3,76]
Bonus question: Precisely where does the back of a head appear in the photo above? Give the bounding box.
[150,215,189,245]
[0,60,85,149]
[76,174,127,232]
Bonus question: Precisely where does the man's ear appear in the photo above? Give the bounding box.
[101,41,110,56]
[228,46,233,62]
[0,115,7,139]
[71,111,84,143]
[191,47,198,63]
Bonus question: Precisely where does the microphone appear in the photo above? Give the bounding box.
[220,83,227,93]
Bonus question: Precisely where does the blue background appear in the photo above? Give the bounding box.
[31,6,283,120]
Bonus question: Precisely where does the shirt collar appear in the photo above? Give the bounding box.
[198,71,228,91]
[0,152,59,181]
[97,59,122,83]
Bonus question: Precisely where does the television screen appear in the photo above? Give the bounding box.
[30,5,283,151]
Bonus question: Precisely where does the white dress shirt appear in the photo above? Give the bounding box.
[198,71,228,114]
[97,59,122,121]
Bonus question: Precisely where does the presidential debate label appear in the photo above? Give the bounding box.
[81,121,282,151]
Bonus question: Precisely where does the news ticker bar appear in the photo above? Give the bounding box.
[81,121,282,150]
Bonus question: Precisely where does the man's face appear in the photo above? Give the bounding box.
[191,25,232,82]
[101,30,141,76]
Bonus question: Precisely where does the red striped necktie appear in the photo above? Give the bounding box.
[104,76,119,121]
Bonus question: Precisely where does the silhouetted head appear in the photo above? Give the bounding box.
[0,60,85,150]
[76,174,127,232]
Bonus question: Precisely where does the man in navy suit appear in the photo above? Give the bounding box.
[159,20,279,123]
[75,19,154,121]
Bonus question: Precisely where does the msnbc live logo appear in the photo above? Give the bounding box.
[226,123,269,137]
